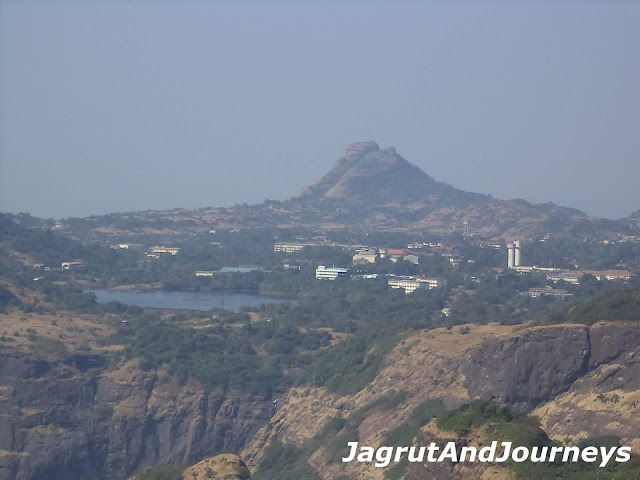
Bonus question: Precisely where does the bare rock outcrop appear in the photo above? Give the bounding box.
[0,352,270,480]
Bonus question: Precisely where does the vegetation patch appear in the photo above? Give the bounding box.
[436,401,640,479]
[549,289,640,325]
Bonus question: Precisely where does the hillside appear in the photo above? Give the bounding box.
[1,273,640,479]
[3,315,639,480]
[243,322,640,480]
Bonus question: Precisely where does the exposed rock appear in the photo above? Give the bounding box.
[0,352,270,480]
[243,323,640,480]
[3,322,640,480]
[460,326,591,407]
[292,141,490,209]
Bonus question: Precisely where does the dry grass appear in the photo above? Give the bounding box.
[406,322,517,356]
[0,311,115,358]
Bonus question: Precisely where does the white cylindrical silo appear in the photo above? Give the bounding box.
[514,240,521,266]
[507,243,515,268]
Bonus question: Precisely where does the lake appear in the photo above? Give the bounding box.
[88,289,294,311]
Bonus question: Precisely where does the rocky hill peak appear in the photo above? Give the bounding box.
[291,141,490,209]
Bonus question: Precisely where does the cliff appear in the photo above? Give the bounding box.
[2,313,639,480]
[243,322,640,480]
[0,336,270,480]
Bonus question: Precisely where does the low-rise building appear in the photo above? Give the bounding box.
[511,265,535,273]
[61,261,84,270]
[524,286,573,298]
[315,265,350,280]
[386,249,404,262]
[274,242,306,253]
[387,275,445,293]
[111,243,144,250]
[353,248,378,264]
[195,271,215,277]
[149,246,180,255]
[404,254,420,265]
[547,272,581,284]
[547,269,634,284]
[352,273,379,280]
[583,269,634,281]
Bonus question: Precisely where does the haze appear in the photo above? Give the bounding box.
[1,1,639,220]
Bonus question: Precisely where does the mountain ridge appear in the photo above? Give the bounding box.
[10,141,628,240]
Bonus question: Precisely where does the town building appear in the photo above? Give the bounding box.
[547,269,634,284]
[386,249,404,262]
[195,271,215,277]
[387,275,445,294]
[583,270,634,281]
[524,286,573,298]
[315,265,350,280]
[353,248,378,264]
[111,243,143,250]
[61,261,84,270]
[511,265,535,273]
[352,273,380,280]
[404,254,420,265]
[149,246,180,255]
[547,272,581,284]
[273,242,306,253]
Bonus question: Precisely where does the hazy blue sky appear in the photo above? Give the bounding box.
[1,1,639,220]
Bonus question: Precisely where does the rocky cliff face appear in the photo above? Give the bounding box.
[2,319,639,480]
[243,322,640,480]
[0,352,271,480]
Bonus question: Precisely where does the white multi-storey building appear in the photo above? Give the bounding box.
[387,275,445,294]
[274,243,306,253]
[315,265,350,280]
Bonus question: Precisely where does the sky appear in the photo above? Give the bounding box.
[1,1,639,220]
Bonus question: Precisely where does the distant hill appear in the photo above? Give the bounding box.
[291,141,490,206]
[282,141,597,237]
[25,141,624,240]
